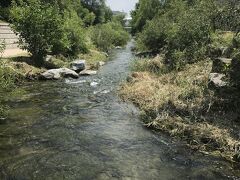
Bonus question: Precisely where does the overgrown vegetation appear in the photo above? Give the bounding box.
[89,22,130,52]
[120,0,240,162]
[0,0,129,67]
[0,41,18,118]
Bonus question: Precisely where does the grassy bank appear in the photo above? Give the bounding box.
[120,55,240,162]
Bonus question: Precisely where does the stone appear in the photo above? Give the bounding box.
[79,70,97,76]
[40,68,79,80]
[103,52,109,57]
[115,46,122,49]
[71,60,86,72]
[212,57,232,73]
[97,61,105,68]
[209,73,227,88]
[45,55,53,62]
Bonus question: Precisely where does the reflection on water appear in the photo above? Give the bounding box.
[0,41,240,179]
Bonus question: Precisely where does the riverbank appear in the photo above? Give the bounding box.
[0,49,108,81]
[120,55,240,163]
[1,41,239,179]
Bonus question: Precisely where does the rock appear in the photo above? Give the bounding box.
[45,55,53,62]
[103,52,109,57]
[209,73,227,88]
[212,57,232,73]
[97,61,105,68]
[115,46,122,49]
[79,70,97,76]
[71,60,86,72]
[40,68,79,80]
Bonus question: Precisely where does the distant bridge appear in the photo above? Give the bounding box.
[124,17,132,31]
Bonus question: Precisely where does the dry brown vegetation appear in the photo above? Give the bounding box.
[120,55,240,161]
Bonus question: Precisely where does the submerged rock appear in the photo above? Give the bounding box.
[209,73,227,88]
[40,68,79,80]
[71,60,86,72]
[79,70,97,76]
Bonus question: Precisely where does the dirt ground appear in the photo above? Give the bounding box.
[2,48,29,58]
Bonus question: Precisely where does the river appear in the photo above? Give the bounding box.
[0,41,240,179]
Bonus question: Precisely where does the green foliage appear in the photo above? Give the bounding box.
[90,22,129,51]
[135,0,215,70]
[81,0,112,24]
[0,64,20,117]
[52,10,88,57]
[10,0,64,66]
[131,0,162,34]
[112,13,126,27]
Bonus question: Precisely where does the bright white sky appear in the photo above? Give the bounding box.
[106,0,138,17]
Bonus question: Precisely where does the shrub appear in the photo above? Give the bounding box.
[52,10,88,57]
[10,0,64,66]
[136,0,213,70]
[90,22,129,51]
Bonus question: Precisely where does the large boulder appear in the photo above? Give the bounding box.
[40,68,79,80]
[71,60,86,72]
[212,57,232,74]
[209,73,227,88]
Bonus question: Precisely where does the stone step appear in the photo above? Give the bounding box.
[0,23,20,50]
[4,38,19,45]
[0,29,16,34]
[0,33,18,39]
[5,43,19,49]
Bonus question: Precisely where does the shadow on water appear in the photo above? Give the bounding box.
[0,40,240,179]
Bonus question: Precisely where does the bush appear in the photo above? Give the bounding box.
[52,10,88,57]
[10,0,64,66]
[136,0,213,70]
[90,22,129,51]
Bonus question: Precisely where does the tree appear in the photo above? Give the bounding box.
[131,0,162,34]
[10,0,64,66]
[81,0,112,24]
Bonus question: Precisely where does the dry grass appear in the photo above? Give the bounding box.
[120,58,240,161]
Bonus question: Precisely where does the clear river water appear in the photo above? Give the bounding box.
[0,41,240,180]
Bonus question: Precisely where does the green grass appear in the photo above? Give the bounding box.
[79,49,108,69]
